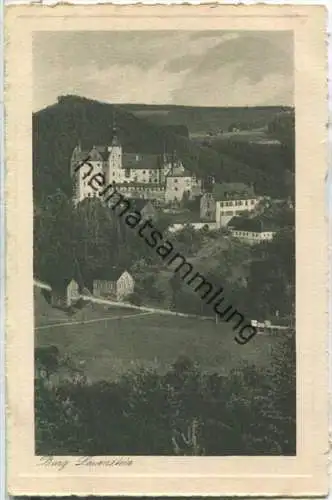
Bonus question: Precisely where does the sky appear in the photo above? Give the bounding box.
[33,30,293,111]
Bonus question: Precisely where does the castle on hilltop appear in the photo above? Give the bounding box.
[71,125,202,206]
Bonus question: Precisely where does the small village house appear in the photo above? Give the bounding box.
[216,196,261,228]
[227,215,277,245]
[200,182,256,223]
[212,183,260,228]
[93,269,135,302]
[50,279,80,309]
[229,228,276,245]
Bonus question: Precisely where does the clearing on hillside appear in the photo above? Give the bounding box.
[35,297,282,382]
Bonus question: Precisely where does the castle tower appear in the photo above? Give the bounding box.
[107,111,123,184]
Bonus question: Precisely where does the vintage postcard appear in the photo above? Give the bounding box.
[5,3,329,497]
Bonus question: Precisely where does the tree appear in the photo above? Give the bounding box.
[34,189,75,284]
[35,346,296,456]
[267,110,295,152]
[72,197,119,282]
[267,110,295,200]
[245,228,295,319]
[180,190,190,208]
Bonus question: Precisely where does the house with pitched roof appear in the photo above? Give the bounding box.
[227,215,277,245]
[205,182,261,228]
[92,269,135,302]
[200,182,256,222]
[49,278,80,309]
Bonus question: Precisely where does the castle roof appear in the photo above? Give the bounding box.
[89,146,109,162]
[122,153,162,170]
[71,146,109,164]
[71,146,90,163]
[71,143,173,171]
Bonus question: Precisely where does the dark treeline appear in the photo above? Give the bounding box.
[35,332,296,456]
[209,112,295,199]
[119,101,290,133]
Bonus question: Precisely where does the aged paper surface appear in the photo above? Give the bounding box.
[5,4,329,497]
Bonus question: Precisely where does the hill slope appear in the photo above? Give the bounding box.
[33,95,294,204]
[118,103,291,135]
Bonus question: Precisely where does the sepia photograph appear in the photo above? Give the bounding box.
[5,5,328,497]
[33,28,296,457]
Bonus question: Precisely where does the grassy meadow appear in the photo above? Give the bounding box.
[35,289,282,383]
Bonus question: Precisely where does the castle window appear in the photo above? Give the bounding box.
[125,168,131,178]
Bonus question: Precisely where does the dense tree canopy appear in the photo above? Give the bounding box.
[35,331,296,456]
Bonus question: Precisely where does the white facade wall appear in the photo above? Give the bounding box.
[165,176,193,202]
[125,168,161,184]
[108,145,124,184]
[117,271,135,301]
[117,185,166,202]
[215,198,260,228]
[66,279,80,306]
[93,280,116,298]
[230,229,276,245]
[75,162,104,204]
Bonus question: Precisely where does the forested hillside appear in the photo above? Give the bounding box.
[33,95,294,204]
[118,103,291,134]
